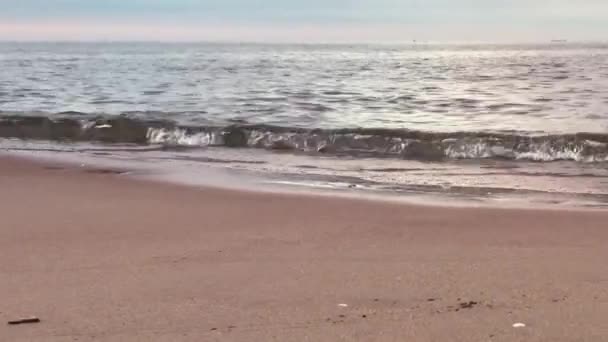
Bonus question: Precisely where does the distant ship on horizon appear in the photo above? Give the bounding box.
[551,39,568,43]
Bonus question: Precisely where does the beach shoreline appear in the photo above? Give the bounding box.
[4,145,607,212]
[1,154,608,341]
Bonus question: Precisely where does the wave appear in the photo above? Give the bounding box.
[1,114,607,163]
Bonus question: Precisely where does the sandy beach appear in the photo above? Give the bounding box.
[1,155,608,341]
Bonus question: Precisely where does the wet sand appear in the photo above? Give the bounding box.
[1,155,608,341]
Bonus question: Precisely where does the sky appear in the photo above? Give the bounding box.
[0,0,607,42]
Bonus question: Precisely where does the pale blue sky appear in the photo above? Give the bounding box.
[1,0,607,42]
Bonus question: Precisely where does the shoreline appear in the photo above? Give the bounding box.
[3,149,607,212]
[2,155,608,341]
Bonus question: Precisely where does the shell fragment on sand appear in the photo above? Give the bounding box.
[512,322,526,328]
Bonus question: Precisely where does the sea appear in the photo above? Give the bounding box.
[1,42,608,208]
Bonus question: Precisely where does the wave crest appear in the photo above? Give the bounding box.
[1,114,607,163]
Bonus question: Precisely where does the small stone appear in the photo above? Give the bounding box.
[512,322,526,328]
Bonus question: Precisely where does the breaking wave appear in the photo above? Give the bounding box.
[1,113,607,163]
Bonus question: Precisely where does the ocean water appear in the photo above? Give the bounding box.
[1,42,608,207]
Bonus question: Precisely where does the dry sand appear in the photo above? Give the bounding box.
[1,155,608,341]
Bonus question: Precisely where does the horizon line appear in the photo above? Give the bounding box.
[0,39,603,45]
